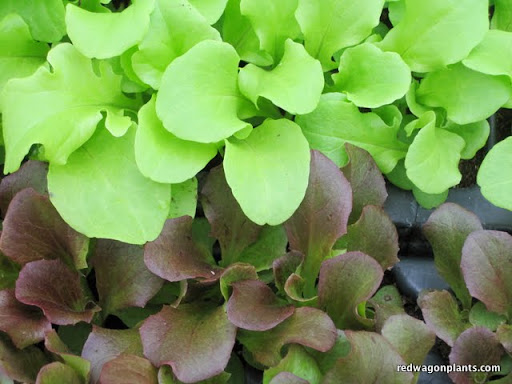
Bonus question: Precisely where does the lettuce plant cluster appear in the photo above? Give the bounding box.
[0,0,512,245]
[418,203,512,384]
[0,147,443,383]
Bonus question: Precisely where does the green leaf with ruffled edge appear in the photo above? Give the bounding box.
[405,112,465,194]
[48,125,170,245]
[492,0,512,31]
[66,0,155,59]
[238,39,323,115]
[263,345,322,384]
[188,0,228,24]
[478,137,512,211]
[156,40,253,143]
[224,119,310,225]
[240,0,300,61]
[296,93,408,173]
[1,43,138,174]
[464,30,512,80]
[296,0,385,70]
[136,97,217,184]
[444,120,490,160]
[379,0,488,72]
[0,0,66,42]
[332,43,410,108]
[131,0,221,89]
[0,14,48,93]
[36,362,83,384]
[469,302,507,331]
[416,63,511,125]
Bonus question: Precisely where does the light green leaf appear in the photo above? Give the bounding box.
[296,0,385,70]
[332,43,411,108]
[131,0,221,89]
[463,30,512,80]
[224,119,310,225]
[263,345,322,384]
[240,0,301,61]
[168,178,198,219]
[66,0,156,59]
[379,0,488,72]
[188,0,228,24]
[0,14,49,92]
[0,0,66,42]
[444,120,490,160]
[477,137,512,211]
[416,63,511,125]
[135,97,217,183]
[492,0,512,32]
[405,112,465,194]
[238,39,323,114]
[48,125,171,245]
[156,40,254,143]
[412,187,448,209]
[1,43,137,174]
[387,0,405,26]
[221,0,273,67]
[296,93,408,173]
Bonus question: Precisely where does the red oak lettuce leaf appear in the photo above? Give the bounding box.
[284,150,352,296]
[44,329,90,383]
[227,279,294,331]
[381,314,436,369]
[417,290,470,347]
[0,332,50,383]
[237,307,337,367]
[273,251,304,294]
[144,216,221,282]
[449,327,504,384]
[219,263,258,301]
[15,259,100,325]
[0,252,19,290]
[0,188,89,269]
[92,240,164,314]
[140,304,236,383]
[0,288,51,348]
[157,365,231,384]
[461,230,512,318]
[369,285,405,333]
[423,203,482,310]
[269,372,309,384]
[341,143,387,223]
[322,331,413,384]
[0,160,48,217]
[36,362,82,384]
[99,354,158,384]
[284,273,318,306]
[318,252,383,329]
[345,205,399,270]
[309,330,351,374]
[82,326,143,384]
[201,166,261,266]
[497,324,512,354]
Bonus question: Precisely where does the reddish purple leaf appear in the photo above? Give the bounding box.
[284,273,318,305]
[219,263,258,300]
[82,326,144,384]
[273,251,304,294]
[0,332,50,383]
[36,362,82,384]
[418,290,470,347]
[449,327,503,384]
[284,150,352,296]
[92,240,164,314]
[15,259,100,325]
[423,203,482,310]
[0,289,51,349]
[99,354,158,384]
[140,304,236,383]
[341,144,387,223]
[227,280,294,331]
[0,160,48,218]
[144,217,221,282]
[345,205,399,270]
[318,252,383,329]
[0,188,89,269]
[238,307,337,367]
[461,230,512,318]
[269,372,309,384]
[322,331,413,384]
[201,166,262,266]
